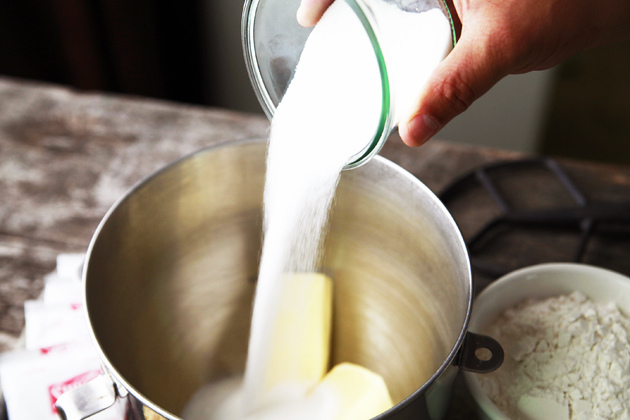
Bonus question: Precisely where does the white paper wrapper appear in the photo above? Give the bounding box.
[55,253,85,282]
[1,253,126,420]
[42,272,83,305]
[0,343,124,420]
[24,300,91,351]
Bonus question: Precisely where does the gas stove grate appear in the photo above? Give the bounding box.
[439,157,630,278]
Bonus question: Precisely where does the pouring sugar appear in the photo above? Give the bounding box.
[184,1,452,418]
[244,0,382,411]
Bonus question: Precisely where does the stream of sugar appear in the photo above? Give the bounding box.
[184,1,452,418]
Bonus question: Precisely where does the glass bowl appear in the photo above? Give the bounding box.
[241,0,455,169]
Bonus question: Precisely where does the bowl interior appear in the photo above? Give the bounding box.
[85,139,471,417]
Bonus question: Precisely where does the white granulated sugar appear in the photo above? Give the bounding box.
[478,291,630,420]
[245,0,450,414]
[244,0,382,412]
[372,3,452,123]
[184,1,451,418]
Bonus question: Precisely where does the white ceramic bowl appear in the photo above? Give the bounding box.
[463,263,630,420]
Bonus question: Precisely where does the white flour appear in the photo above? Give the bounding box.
[184,1,452,418]
[478,291,630,420]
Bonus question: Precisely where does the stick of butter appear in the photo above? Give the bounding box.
[263,272,333,393]
[184,273,394,420]
[309,362,394,420]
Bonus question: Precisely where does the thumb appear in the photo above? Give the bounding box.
[398,35,508,147]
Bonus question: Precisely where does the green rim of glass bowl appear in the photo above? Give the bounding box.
[343,0,392,170]
[242,0,273,120]
[441,0,457,48]
[345,0,456,169]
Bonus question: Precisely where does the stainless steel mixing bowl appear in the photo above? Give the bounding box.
[57,138,501,420]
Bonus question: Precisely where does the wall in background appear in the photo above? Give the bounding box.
[540,41,630,167]
[0,0,207,105]
[437,70,556,153]
[199,1,630,165]
[1,0,628,165]
[201,0,261,114]
[200,0,556,153]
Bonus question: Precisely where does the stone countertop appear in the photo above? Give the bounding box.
[1,76,630,419]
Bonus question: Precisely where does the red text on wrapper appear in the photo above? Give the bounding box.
[48,369,103,413]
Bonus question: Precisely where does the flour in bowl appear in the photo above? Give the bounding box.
[478,291,630,420]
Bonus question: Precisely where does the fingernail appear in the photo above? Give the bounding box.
[296,2,308,25]
[407,114,440,146]
[296,0,315,27]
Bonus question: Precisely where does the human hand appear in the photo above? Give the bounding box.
[297,0,630,146]
[297,0,335,27]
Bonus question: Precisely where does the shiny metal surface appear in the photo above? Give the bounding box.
[55,375,118,419]
[84,138,471,419]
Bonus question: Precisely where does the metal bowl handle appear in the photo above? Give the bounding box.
[55,374,118,420]
[455,331,504,373]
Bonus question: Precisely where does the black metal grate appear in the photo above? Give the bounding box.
[439,158,630,278]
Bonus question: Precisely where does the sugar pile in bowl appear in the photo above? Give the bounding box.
[478,291,630,419]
